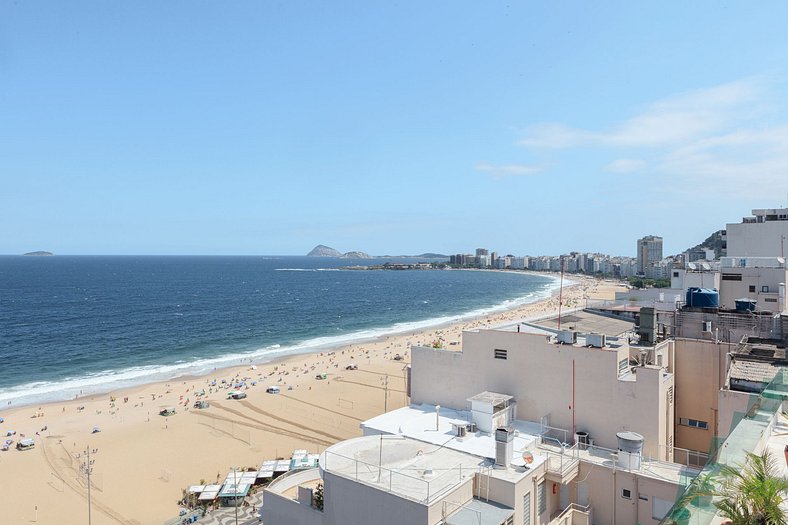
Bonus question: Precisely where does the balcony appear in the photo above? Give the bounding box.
[538,437,580,484]
[549,503,591,525]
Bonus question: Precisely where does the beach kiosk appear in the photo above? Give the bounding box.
[218,481,251,507]
[16,438,35,451]
[227,391,247,400]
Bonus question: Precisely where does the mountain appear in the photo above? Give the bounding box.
[341,251,371,259]
[306,245,344,257]
[684,230,726,259]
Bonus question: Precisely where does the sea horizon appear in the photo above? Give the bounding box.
[0,255,560,408]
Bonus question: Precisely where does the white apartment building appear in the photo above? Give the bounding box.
[718,257,787,312]
[726,207,788,258]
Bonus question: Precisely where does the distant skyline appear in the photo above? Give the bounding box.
[2,2,788,257]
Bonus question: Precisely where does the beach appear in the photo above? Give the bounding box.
[0,275,625,525]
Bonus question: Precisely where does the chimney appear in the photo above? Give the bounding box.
[495,427,514,468]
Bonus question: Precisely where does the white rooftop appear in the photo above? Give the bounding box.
[362,404,546,474]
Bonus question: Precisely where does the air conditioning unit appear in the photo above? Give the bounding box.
[587,333,606,348]
[702,321,712,332]
[557,331,577,345]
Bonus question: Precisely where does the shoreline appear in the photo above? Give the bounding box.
[0,269,562,409]
[0,274,625,525]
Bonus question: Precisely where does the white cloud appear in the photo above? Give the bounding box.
[475,162,543,180]
[520,78,761,149]
[605,159,647,173]
[516,76,788,199]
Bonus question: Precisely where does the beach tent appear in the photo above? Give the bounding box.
[266,386,280,394]
[345,363,357,370]
[227,391,247,400]
[315,372,327,380]
[159,408,176,416]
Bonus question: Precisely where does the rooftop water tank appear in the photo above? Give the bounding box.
[686,287,719,308]
[734,298,757,312]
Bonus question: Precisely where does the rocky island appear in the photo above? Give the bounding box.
[306,245,370,258]
[23,251,54,256]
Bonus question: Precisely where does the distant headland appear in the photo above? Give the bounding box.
[23,251,54,256]
[306,244,447,259]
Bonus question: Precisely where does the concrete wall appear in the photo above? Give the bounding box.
[321,470,430,525]
[718,267,787,312]
[672,339,727,453]
[411,331,673,458]
[718,389,757,440]
[726,221,788,258]
[263,491,324,525]
[576,462,686,525]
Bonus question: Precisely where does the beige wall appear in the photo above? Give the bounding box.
[412,330,673,458]
[576,462,686,525]
[717,389,757,440]
[672,338,727,453]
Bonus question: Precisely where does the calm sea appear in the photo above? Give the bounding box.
[0,256,556,407]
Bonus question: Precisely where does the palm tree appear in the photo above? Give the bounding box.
[713,450,788,525]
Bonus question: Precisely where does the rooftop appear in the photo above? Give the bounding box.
[525,310,635,337]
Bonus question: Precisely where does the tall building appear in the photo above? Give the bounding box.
[637,235,663,275]
[475,248,489,257]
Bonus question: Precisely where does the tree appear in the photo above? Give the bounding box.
[713,451,788,524]
[313,482,324,511]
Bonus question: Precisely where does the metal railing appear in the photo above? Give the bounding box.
[321,447,469,504]
[549,503,591,525]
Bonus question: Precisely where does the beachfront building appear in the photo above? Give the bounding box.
[637,235,663,275]
[264,324,703,525]
[726,207,788,258]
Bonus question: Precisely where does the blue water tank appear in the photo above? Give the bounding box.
[734,298,757,312]
[686,287,719,308]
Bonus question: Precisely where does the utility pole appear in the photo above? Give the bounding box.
[377,374,389,481]
[78,446,96,525]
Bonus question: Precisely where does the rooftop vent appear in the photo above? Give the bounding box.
[495,427,514,468]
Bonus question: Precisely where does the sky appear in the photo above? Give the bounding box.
[2,2,788,257]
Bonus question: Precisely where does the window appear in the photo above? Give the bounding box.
[538,481,546,515]
[622,488,632,499]
[673,271,679,278]
[523,492,531,525]
[749,285,756,293]
[722,273,742,281]
[762,285,770,293]
[494,348,508,360]
[766,298,777,303]
[679,418,708,429]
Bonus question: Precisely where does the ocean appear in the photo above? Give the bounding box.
[0,256,557,407]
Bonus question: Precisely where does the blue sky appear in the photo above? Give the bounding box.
[2,2,788,256]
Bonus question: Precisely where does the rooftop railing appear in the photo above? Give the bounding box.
[321,444,470,505]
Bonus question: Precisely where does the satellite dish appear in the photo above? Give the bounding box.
[522,451,534,464]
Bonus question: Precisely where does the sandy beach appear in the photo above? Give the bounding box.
[0,274,625,525]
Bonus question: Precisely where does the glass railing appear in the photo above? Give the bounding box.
[660,367,788,525]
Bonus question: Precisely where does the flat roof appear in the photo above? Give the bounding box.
[362,404,546,478]
[321,435,480,504]
[446,498,514,525]
[531,310,635,336]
